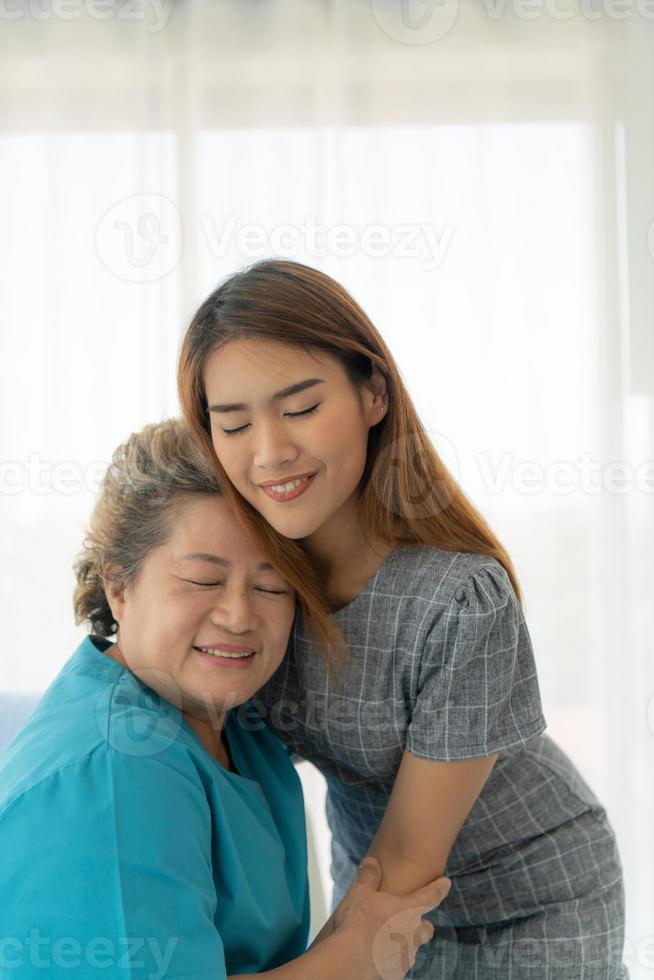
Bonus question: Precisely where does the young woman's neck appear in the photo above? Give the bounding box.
[302,494,395,611]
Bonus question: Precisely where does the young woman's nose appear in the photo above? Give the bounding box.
[252,417,298,471]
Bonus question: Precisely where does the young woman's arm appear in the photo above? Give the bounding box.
[365,750,498,895]
[367,563,545,896]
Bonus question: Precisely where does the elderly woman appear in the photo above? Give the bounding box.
[0,418,449,980]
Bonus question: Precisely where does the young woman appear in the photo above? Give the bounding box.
[0,418,450,980]
[178,259,629,979]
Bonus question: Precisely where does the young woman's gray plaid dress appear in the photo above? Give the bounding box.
[256,546,628,979]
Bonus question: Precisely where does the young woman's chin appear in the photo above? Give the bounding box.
[257,509,321,541]
[246,473,362,543]
[240,484,323,539]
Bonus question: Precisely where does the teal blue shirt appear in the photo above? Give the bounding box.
[0,635,310,978]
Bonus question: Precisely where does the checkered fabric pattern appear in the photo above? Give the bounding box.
[256,546,627,979]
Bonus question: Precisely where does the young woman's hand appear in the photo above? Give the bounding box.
[312,855,451,980]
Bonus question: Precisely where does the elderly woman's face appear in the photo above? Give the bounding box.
[109,495,295,716]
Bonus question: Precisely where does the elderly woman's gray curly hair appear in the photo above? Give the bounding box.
[73,417,222,638]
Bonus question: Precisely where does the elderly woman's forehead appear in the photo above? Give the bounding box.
[163,497,285,576]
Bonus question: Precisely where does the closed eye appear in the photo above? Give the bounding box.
[183,579,290,595]
[287,403,320,420]
[221,404,320,437]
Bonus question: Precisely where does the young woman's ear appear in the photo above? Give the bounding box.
[102,565,126,623]
[364,366,389,425]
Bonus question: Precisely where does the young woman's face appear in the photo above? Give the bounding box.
[109,495,295,717]
[203,339,385,541]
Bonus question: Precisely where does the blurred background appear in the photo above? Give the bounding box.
[1,0,653,971]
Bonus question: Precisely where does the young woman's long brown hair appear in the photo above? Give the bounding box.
[178,258,523,679]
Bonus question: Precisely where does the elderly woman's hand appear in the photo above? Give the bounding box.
[309,855,451,980]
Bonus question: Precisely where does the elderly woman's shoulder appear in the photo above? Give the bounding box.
[0,636,204,819]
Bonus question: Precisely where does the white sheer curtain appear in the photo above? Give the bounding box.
[1,0,652,969]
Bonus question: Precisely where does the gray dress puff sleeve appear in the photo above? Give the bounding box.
[406,561,547,762]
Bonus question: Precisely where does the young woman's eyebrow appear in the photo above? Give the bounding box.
[180,553,275,573]
[207,377,325,413]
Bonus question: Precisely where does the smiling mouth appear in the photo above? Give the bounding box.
[258,472,317,501]
[193,646,256,660]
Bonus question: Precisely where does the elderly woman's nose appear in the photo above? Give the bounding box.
[209,586,257,633]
